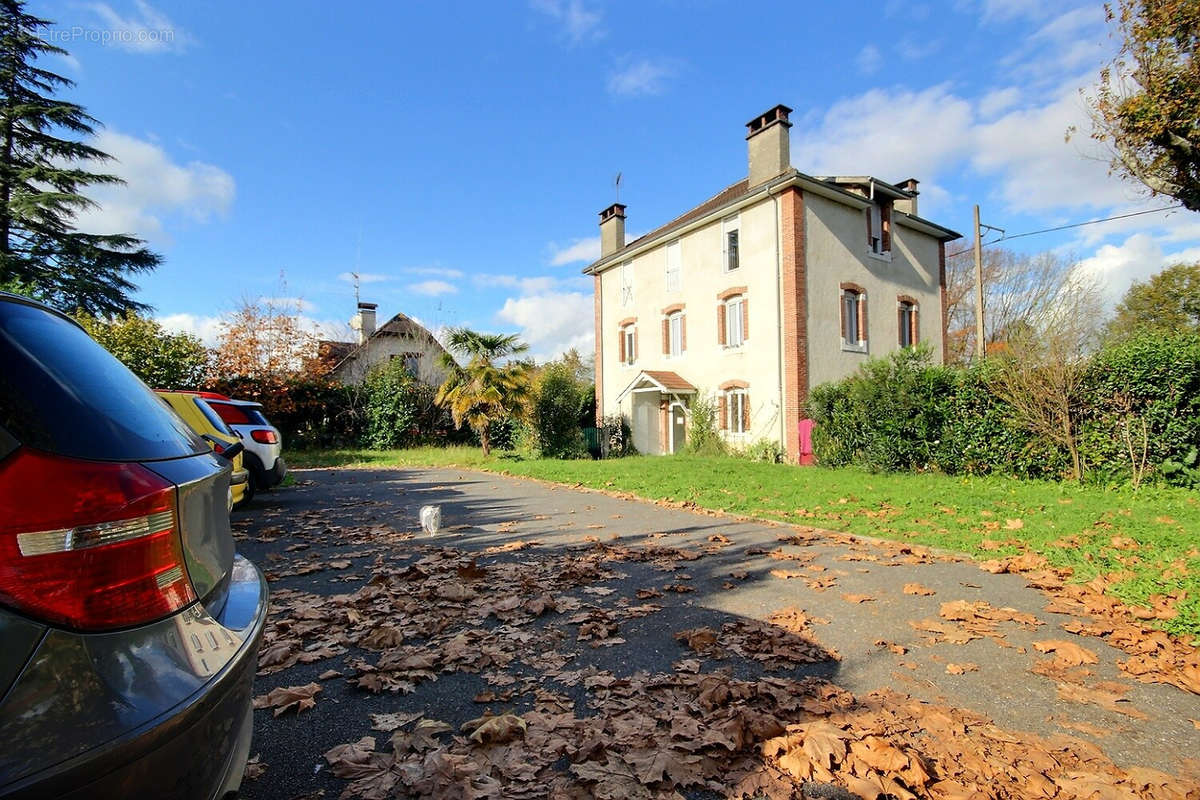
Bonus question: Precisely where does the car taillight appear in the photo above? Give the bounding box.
[251,429,278,444]
[0,448,196,631]
[211,440,226,454]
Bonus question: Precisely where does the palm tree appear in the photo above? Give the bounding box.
[436,328,533,456]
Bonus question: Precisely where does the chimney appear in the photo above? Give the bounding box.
[598,203,626,258]
[894,178,920,217]
[745,104,793,187]
[355,301,377,344]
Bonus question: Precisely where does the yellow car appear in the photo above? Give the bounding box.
[156,390,252,508]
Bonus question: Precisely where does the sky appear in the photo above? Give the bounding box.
[30,0,1200,361]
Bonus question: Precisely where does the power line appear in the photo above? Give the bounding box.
[945,203,1183,259]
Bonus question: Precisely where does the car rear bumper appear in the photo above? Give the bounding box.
[0,556,269,800]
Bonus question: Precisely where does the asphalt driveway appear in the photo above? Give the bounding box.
[235,466,1200,799]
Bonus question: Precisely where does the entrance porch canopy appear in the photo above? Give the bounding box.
[615,370,697,405]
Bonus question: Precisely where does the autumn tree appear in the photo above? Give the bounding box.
[944,246,1079,363]
[989,273,1106,481]
[76,311,208,389]
[1085,0,1200,210]
[436,328,532,456]
[0,1,161,314]
[1106,261,1200,340]
[210,295,326,380]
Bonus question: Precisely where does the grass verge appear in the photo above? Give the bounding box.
[290,447,1200,639]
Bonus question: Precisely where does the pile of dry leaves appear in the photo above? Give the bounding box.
[246,520,1199,800]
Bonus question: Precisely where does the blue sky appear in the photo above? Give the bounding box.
[33,0,1200,359]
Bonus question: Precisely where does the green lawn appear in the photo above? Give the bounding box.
[291,447,1200,639]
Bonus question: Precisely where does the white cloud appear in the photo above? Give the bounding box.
[549,236,600,265]
[607,57,680,97]
[496,290,594,360]
[978,87,1021,117]
[896,37,940,61]
[404,266,465,279]
[791,84,973,217]
[529,0,603,44]
[410,280,458,296]
[338,271,391,284]
[88,0,190,53]
[73,130,234,242]
[157,312,223,345]
[975,0,1048,22]
[1074,233,1172,308]
[856,45,882,75]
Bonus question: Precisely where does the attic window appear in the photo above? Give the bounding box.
[866,202,891,256]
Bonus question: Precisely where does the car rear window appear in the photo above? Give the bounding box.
[193,398,235,436]
[0,299,208,461]
[208,400,251,426]
[239,406,270,426]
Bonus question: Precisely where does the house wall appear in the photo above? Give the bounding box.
[802,192,944,390]
[330,334,449,387]
[599,195,785,452]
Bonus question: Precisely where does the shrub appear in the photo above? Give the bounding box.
[600,413,634,457]
[807,346,955,472]
[362,359,450,449]
[1079,333,1200,486]
[531,362,588,459]
[740,438,785,463]
[687,394,726,456]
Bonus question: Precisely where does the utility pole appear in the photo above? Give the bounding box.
[973,204,985,360]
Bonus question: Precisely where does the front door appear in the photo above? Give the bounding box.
[670,403,686,453]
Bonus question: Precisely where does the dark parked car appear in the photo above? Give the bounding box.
[0,293,268,799]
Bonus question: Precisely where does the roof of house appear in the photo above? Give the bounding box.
[584,169,960,275]
[616,370,698,403]
[319,312,451,374]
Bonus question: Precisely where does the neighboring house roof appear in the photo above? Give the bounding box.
[584,168,961,275]
[616,370,698,403]
[320,312,452,375]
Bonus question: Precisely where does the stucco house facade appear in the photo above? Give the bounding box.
[318,301,451,387]
[586,104,961,462]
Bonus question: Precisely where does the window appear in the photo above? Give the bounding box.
[665,240,681,293]
[898,299,918,348]
[723,216,740,272]
[866,203,890,255]
[668,312,683,357]
[620,261,634,306]
[723,296,746,348]
[841,284,867,352]
[390,352,421,376]
[720,386,749,434]
[619,323,636,366]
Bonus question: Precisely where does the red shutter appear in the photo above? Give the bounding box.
[718,394,728,430]
[742,393,750,432]
[742,297,749,341]
[717,303,726,345]
[912,307,919,345]
[882,203,891,252]
[897,305,904,346]
[618,328,626,363]
[633,329,639,361]
[839,292,846,341]
[662,318,669,355]
[859,294,868,343]
[681,315,687,352]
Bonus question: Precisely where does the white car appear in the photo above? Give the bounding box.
[200,393,287,491]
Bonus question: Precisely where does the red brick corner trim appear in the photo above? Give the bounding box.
[661,303,685,316]
[716,286,748,301]
[719,379,749,390]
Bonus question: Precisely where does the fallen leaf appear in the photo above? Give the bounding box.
[461,712,527,744]
[841,593,875,604]
[252,682,322,717]
[946,663,979,675]
[903,583,936,596]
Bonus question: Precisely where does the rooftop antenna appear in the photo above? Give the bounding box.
[350,271,360,306]
[614,171,622,203]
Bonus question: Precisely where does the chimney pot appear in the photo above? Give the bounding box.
[745,104,793,187]
[598,203,626,258]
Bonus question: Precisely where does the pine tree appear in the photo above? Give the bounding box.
[0,0,160,315]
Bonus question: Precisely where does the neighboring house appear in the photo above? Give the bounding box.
[586,104,961,462]
[318,301,451,387]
